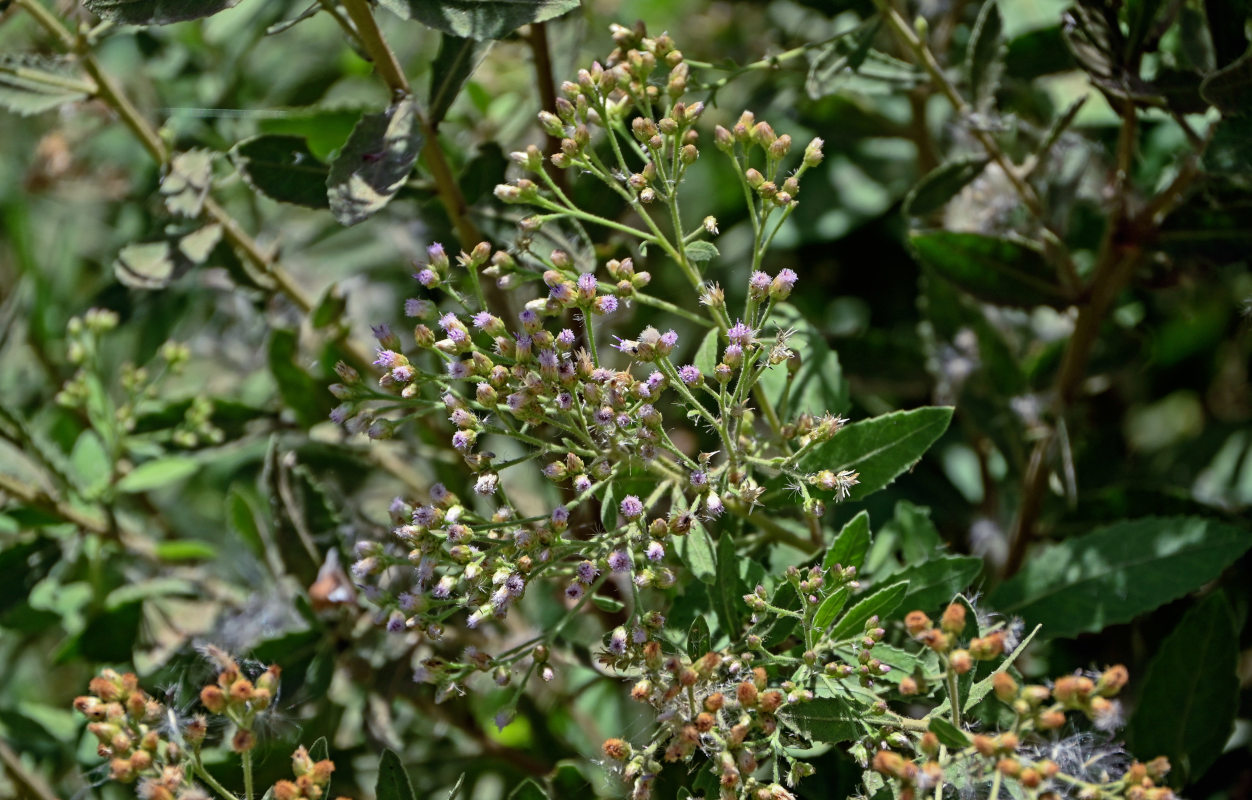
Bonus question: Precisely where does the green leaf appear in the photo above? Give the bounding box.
[269,328,326,429]
[376,749,417,800]
[962,624,1040,712]
[693,328,720,377]
[714,532,747,636]
[1201,46,1252,115]
[114,225,222,289]
[827,580,908,641]
[687,615,711,660]
[327,96,424,226]
[928,717,969,749]
[429,35,491,127]
[988,516,1252,640]
[1126,593,1238,786]
[684,240,719,264]
[904,157,990,218]
[813,586,851,631]
[909,231,1069,308]
[779,697,862,744]
[69,430,111,498]
[116,456,199,493]
[798,407,954,500]
[591,594,624,613]
[825,510,871,571]
[762,303,848,418]
[307,737,329,762]
[0,536,59,620]
[227,488,266,559]
[0,55,94,117]
[161,150,213,217]
[966,0,1004,111]
[379,0,581,40]
[675,521,717,584]
[231,135,331,208]
[311,284,347,329]
[804,18,883,100]
[887,555,983,615]
[1205,115,1252,175]
[153,540,218,562]
[84,0,241,24]
[751,582,800,648]
[1004,25,1076,78]
[508,779,550,800]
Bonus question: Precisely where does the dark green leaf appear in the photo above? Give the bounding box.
[74,601,143,662]
[0,536,59,619]
[813,586,851,630]
[714,532,747,637]
[70,430,111,498]
[693,328,719,377]
[751,582,800,648]
[327,96,424,226]
[378,0,581,40]
[1126,593,1239,785]
[307,737,329,762]
[827,581,908,641]
[116,456,199,493]
[507,778,550,800]
[928,717,970,749]
[0,55,94,117]
[1004,26,1076,78]
[805,19,883,100]
[798,407,954,500]
[83,0,241,25]
[988,516,1252,639]
[761,304,848,418]
[685,240,719,264]
[687,615,711,660]
[1201,46,1252,115]
[1205,0,1251,69]
[231,135,330,208]
[227,488,266,560]
[268,328,326,429]
[904,157,990,218]
[824,510,871,571]
[887,555,983,615]
[1125,0,1167,60]
[967,0,1004,111]
[429,35,491,127]
[780,696,861,744]
[1205,114,1252,175]
[910,231,1069,308]
[675,521,717,584]
[311,284,347,329]
[376,749,417,800]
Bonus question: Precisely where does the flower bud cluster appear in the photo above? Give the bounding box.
[74,669,179,787]
[271,745,345,800]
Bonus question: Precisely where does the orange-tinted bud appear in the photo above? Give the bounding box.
[1097,665,1129,696]
[970,633,1006,660]
[602,738,630,760]
[273,780,301,800]
[696,712,716,732]
[940,603,966,635]
[918,629,949,652]
[950,650,973,674]
[1145,757,1171,781]
[919,732,939,757]
[997,758,1021,778]
[704,692,725,711]
[200,685,226,713]
[1037,710,1066,730]
[904,611,931,635]
[972,735,996,757]
[1053,675,1094,707]
[1038,760,1059,778]
[229,678,254,703]
[312,760,335,784]
[753,667,768,690]
[110,758,135,782]
[737,681,759,707]
[130,749,153,771]
[993,672,1019,702]
[1020,768,1041,788]
[760,690,783,712]
[997,733,1019,752]
[872,750,907,778]
[232,728,256,753]
[184,715,207,744]
[899,676,919,696]
[126,692,148,719]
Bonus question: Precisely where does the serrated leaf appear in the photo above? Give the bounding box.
[684,240,719,264]
[780,696,861,744]
[904,157,990,218]
[887,555,983,615]
[376,750,416,800]
[84,0,241,24]
[116,456,199,493]
[161,150,213,217]
[798,407,954,500]
[591,594,624,613]
[928,717,970,749]
[508,779,549,800]
[378,0,581,40]
[827,581,908,641]
[327,96,423,226]
[813,586,851,630]
[0,55,94,117]
[967,0,1004,111]
[686,615,710,660]
[1201,46,1252,116]
[429,35,491,127]
[988,517,1251,640]
[910,231,1069,308]
[231,135,330,208]
[675,521,716,584]
[1125,593,1239,786]
[825,510,871,571]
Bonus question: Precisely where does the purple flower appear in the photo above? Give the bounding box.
[705,491,724,517]
[556,328,576,348]
[372,323,393,342]
[620,495,644,519]
[415,268,439,287]
[690,470,708,488]
[646,371,666,392]
[678,364,702,385]
[506,392,526,412]
[608,550,631,572]
[430,483,449,503]
[558,361,576,381]
[518,308,540,329]
[433,575,454,599]
[472,311,495,329]
[505,574,525,597]
[387,611,406,633]
[608,627,628,655]
[550,283,575,304]
[572,474,592,493]
[374,349,400,368]
[438,312,460,331]
[748,270,771,297]
[646,541,665,561]
[552,506,570,525]
[723,343,744,366]
[577,273,597,294]
[427,242,448,267]
[616,413,631,428]
[398,592,417,611]
[659,329,679,350]
[727,320,756,346]
[451,430,474,450]
[592,367,613,383]
[391,365,415,382]
[564,582,585,601]
[474,473,499,495]
[446,360,470,379]
[514,334,533,360]
[577,560,597,583]
[554,391,573,410]
[538,349,559,370]
[405,298,429,317]
[592,295,618,315]
[632,626,647,644]
[329,405,350,425]
[594,406,615,427]
[450,408,475,427]
[774,268,798,292]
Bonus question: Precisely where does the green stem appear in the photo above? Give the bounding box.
[193,758,240,800]
[241,749,254,800]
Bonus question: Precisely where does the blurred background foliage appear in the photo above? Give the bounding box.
[0,0,1249,798]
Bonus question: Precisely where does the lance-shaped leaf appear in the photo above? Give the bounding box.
[910,231,1070,308]
[675,520,717,584]
[378,0,581,40]
[327,96,423,226]
[780,696,862,744]
[161,150,213,217]
[1125,592,1239,786]
[1201,47,1252,116]
[429,35,492,127]
[0,55,95,117]
[824,510,871,571]
[988,516,1252,640]
[84,0,242,25]
[886,555,983,615]
[903,157,990,218]
[827,580,908,641]
[376,750,416,800]
[231,135,330,208]
[966,0,1004,111]
[798,407,954,500]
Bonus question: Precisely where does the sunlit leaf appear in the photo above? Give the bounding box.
[379,0,581,40]
[327,96,423,226]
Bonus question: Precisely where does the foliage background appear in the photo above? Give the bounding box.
[0,0,1249,798]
